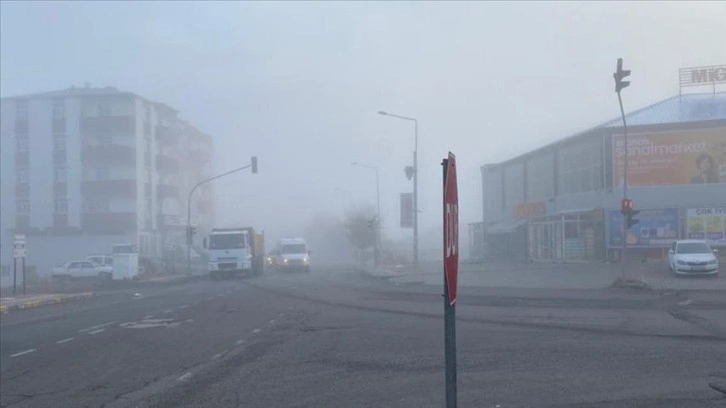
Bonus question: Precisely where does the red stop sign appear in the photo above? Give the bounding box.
[444,152,458,306]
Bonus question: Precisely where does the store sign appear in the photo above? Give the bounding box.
[686,207,726,247]
[512,201,546,219]
[607,208,679,248]
[613,128,726,187]
[679,65,726,87]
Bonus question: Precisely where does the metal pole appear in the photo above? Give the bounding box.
[442,157,457,408]
[375,167,381,268]
[413,119,419,268]
[186,163,253,277]
[13,257,17,297]
[618,91,628,278]
[22,257,26,295]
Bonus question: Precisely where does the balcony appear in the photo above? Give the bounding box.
[82,179,136,197]
[156,125,179,145]
[82,212,136,234]
[156,154,179,174]
[80,115,135,134]
[82,144,136,166]
[52,118,66,133]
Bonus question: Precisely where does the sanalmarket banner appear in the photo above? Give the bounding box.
[607,208,679,248]
[613,128,726,188]
[687,207,726,247]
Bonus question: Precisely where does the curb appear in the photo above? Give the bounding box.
[0,292,95,314]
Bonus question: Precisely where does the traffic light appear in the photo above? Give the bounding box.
[613,58,631,93]
[251,156,258,174]
[626,209,640,229]
[621,198,633,214]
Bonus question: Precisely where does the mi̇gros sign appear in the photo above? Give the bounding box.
[680,65,726,88]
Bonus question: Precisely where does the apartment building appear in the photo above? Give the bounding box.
[0,85,214,280]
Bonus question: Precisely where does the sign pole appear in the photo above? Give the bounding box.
[22,257,26,295]
[13,257,17,297]
[442,155,458,408]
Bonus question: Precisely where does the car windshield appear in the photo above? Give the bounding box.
[677,243,712,254]
[210,234,246,249]
[281,244,307,254]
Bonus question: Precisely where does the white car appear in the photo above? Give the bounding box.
[52,261,103,280]
[668,240,719,277]
[87,255,114,278]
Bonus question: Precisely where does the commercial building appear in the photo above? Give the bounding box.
[0,86,214,282]
[475,69,726,263]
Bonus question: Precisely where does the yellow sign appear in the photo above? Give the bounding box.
[613,128,726,187]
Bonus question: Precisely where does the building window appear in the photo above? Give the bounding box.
[54,167,67,183]
[16,199,30,214]
[16,100,28,120]
[15,151,30,167]
[54,134,67,152]
[98,103,111,117]
[16,137,29,153]
[54,199,68,214]
[16,167,29,183]
[96,166,109,181]
[52,99,65,119]
[503,162,525,207]
[83,198,109,213]
[98,132,112,145]
[558,141,602,195]
[53,150,67,165]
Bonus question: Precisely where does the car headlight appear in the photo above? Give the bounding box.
[283,258,288,263]
[676,260,687,265]
[303,257,309,264]
[708,259,718,265]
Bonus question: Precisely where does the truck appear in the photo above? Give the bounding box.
[204,227,265,278]
[275,237,311,273]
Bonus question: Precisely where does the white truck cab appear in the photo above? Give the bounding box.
[276,237,310,273]
[205,228,265,278]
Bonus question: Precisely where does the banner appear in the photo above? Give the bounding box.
[686,207,726,247]
[613,128,726,187]
[400,193,413,229]
[607,208,678,248]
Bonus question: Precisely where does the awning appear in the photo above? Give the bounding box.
[485,219,528,234]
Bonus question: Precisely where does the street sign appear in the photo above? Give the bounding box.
[443,152,458,306]
[14,248,27,258]
[13,235,27,259]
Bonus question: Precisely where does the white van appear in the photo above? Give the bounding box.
[276,238,310,273]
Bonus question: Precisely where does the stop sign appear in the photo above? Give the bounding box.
[444,152,458,306]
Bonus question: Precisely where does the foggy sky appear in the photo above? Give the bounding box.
[2,1,725,250]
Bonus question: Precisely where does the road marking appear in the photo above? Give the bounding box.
[56,337,74,344]
[144,315,154,319]
[235,339,245,345]
[163,309,173,314]
[89,329,105,335]
[177,372,192,381]
[179,304,189,309]
[212,353,222,360]
[186,319,194,322]
[268,319,276,324]
[10,349,36,358]
[287,306,293,310]
[279,313,285,317]
[252,328,261,334]
[79,321,116,333]
[678,299,693,306]
[216,294,224,297]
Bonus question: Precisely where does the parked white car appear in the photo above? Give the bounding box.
[668,240,719,277]
[86,255,113,278]
[52,261,107,280]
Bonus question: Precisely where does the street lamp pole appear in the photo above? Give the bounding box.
[352,162,381,267]
[378,111,419,268]
[186,157,258,276]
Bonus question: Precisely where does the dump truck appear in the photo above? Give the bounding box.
[204,227,265,278]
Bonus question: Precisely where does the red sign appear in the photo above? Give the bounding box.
[444,152,458,306]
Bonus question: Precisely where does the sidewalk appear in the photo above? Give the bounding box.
[358,261,726,291]
[0,292,95,314]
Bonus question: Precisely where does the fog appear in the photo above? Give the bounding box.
[2,1,725,258]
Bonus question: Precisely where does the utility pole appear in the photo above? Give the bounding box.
[614,58,631,277]
[186,157,258,276]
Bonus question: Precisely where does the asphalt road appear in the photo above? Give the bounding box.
[1,265,725,408]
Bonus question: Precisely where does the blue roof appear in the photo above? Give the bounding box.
[604,92,726,127]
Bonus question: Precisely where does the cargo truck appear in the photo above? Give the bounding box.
[204,227,265,278]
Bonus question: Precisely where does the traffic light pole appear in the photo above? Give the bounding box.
[186,159,257,277]
[618,90,629,278]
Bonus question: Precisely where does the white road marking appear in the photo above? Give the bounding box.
[79,321,116,333]
[56,337,74,344]
[89,329,105,335]
[268,319,276,324]
[177,372,192,381]
[144,315,154,319]
[279,313,285,317]
[216,294,224,297]
[163,309,173,314]
[212,353,222,360]
[186,319,194,322]
[287,306,293,310]
[678,299,693,306]
[10,349,36,358]
[252,328,261,334]
[235,339,245,345]
[179,304,189,309]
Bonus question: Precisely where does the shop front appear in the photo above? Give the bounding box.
[528,209,605,262]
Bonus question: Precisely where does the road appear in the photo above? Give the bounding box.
[1,265,725,407]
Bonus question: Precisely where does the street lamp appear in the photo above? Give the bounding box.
[186,156,258,276]
[352,161,381,267]
[378,110,419,267]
